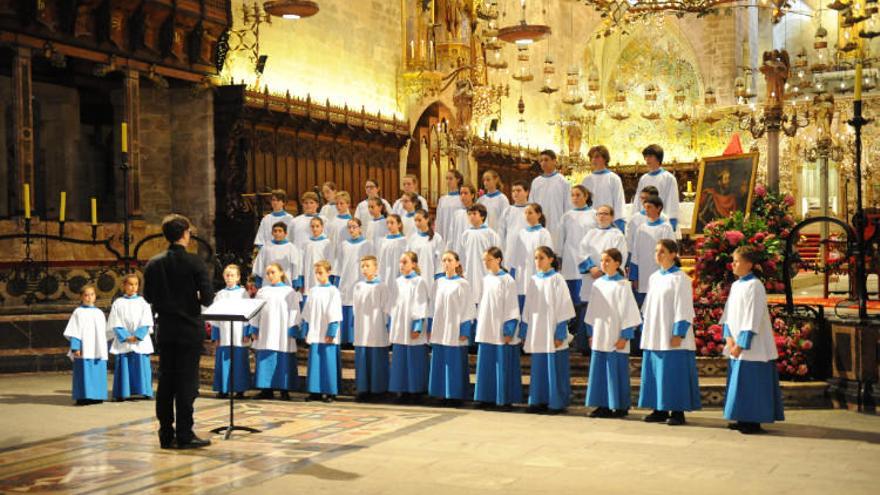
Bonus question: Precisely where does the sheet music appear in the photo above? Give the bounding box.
[202,298,266,321]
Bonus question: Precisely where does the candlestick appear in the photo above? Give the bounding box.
[90,197,97,225]
[687,180,693,194]
[23,183,30,219]
[410,40,415,60]
[59,191,66,222]
[121,122,128,153]
[855,62,863,101]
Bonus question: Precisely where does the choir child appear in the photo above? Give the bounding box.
[625,185,661,254]
[520,246,575,414]
[388,252,431,402]
[326,190,354,249]
[252,221,302,289]
[429,251,475,405]
[510,203,554,311]
[253,189,294,249]
[474,247,522,410]
[580,145,626,231]
[365,196,390,248]
[289,191,322,250]
[560,185,597,350]
[378,214,408,284]
[392,174,429,214]
[64,285,108,405]
[302,260,344,402]
[337,218,375,345]
[398,192,420,237]
[299,216,334,301]
[108,274,154,401]
[406,209,444,295]
[722,246,785,434]
[477,169,510,231]
[446,183,478,254]
[352,256,392,401]
[499,180,530,272]
[250,263,301,400]
[583,249,641,418]
[632,144,680,231]
[529,149,572,248]
[639,239,701,425]
[320,181,339,219]
[209,264,250,399]
[578,205,629,318]
[459,204,501,304]
[436,169,464,242]
[629,196,675,305]
[354,179,393,226]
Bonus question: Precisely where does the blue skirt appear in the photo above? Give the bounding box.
[390,344,429,393]
[254,350,299,391]
[474,343,523,405]
[72,358,108,401]
[638,350,702,411]
[112,352,153,399]
[429,344,470,399]
[307,344,340,395]
[529,351,571,410]
[213,346,251,393]
[586,350,630,410]
[724,359,785,424]
[355,346,389,394]
[341,306,355,344]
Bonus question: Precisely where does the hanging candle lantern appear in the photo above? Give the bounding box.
[583,65,603,111]
[539,56,559,94]
[562,66,583,105]
[512,45,533,82]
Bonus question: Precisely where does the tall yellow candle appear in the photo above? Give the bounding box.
[687,180,693,194]
[855,62,863,101]
[90,197,97,225]
[121,122,128,153]
[59,191,66,222]
[23,183,30,219]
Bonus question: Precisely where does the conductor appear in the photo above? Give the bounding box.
[143,214,215,449]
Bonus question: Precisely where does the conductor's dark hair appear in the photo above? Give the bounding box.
[540,149,557,160]
[642,144,664,163]
[161,214,191,243]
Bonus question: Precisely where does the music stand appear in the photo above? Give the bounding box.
[202,298,265,440]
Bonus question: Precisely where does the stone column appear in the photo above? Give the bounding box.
[12,46,34,215]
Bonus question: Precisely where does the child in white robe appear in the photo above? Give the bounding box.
[435,169,464,242]
[633,144,680,231]
[429,251,476,404]
[210,265,250,398]
[629,195,675,306]
[352,256,392,400]
[581,145,626,231]
[459,204,502,305]
[302,260,344,402]
[625,185,662,253]
[108,274,154,401]
[252,221,302,289]
[583,249,641,418]
[250,263,302,400]
[446,183,478,254]
[365,196,390,249]
[378,214,409,285]
[560,185,597,352]
[510,203,554,310]
[289,191,322,250]
[722,247,785,434]
[326,190,354,250]
[354,179,393,227]
[577,205,628,311]
[388,251,430,401]
[477,169,510,232]
[64,285,108,405]
[336,218,374,345]
[474,247,522,409]
[397,192,420,238]
[499,180,530,282]
[392,174,429,215]
[520,246,575,414]
[406,209,444,296]
[529,150,572,248]
[639,239,701,425]
[300,216,334,301]
[253,189,294,249]
[319,181,339,219]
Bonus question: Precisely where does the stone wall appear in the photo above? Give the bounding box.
[170,88,215,243]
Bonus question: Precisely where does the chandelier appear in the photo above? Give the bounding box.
[498,0,552,45]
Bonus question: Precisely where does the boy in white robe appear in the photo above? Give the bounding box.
[300,217,335,300]
[459,204,502,305]
[392,174,428,215]
[301,260,344,402]
[529,149,572,248]
[629,196,675,305]
[581,145,626,231]
[352,256,392,400]
[253,189,294,249]
[108,274,154,401]
[435,169,464,242]
[289,191,322,250]
[446,184,477,254]
[477,169,510,232]
[209,265,251,398]
[252,222,302,289]
[388,252,430,401]
[326,191,354,251]
[499,180,530,270]
[64,285,108,405]
[632,144,681,231]
[625,185,661,253]
[250,263,302,400]
[336,218,375,345]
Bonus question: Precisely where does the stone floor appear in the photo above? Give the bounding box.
[1,373,878,495]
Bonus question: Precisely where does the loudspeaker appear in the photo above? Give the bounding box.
[489,118,498,132]
[256,55,268,75]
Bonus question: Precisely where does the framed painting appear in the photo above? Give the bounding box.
[692,152,760,234]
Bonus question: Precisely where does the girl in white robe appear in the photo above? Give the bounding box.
[639,239,701,425]
[722,247,785,434]
[583,249,641,417]
[108,274,154,400]
[300,217,335,302]
[629,196,675,305]
[388,252,430,400]
[528,154,572,248]
[624,185,662,254]
[392,174,429,214]
[581,146,626,231]
[397,192,420,238]
[446,184,477,254]
[500,181,530,285]
[577,206,628,306]
[477,169,510,232]
[520,246,575,413]
[352,256,392,400]
[289,192,321,249]
[435,169,464,242]
[365,197,390,250]
[378,215,409,286]
[210,265,251,397]
[336,218,375,345]
[319,181,339,220]
[325,191,354,253]
[64,285,108,404]
[459,204,502,306]
[252,222,302,289]
[560,185,597,352]
[406,209,444,296]
[250,264,302,400]
[429,251,476,404]
[302,260,344,401]
[474,247,522,409]
[510,203,554,310]
[354,179,393,227]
